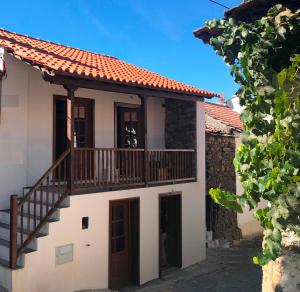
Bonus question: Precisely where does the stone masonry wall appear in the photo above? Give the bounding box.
[206,133,241,241]
[165,100,196,149]
[165,100,197,174]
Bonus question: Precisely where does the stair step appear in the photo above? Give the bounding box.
[0,258,22,269]
[23,185,66,195]
[0,238,35,254]
[0,222,46,238]
[29,199,69,208]
[0,209,59,223]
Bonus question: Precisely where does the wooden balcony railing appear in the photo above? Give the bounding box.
[147,149,195,183]
[10,147,195,269]
[73,148,196,190]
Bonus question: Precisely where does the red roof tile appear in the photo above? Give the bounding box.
[204,102,243,130]
[205,126,227,134]
[0,28,220,98]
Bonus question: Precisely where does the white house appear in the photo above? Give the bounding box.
[0,28,220,292]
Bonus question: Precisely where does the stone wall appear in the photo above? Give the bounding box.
[165,100,196,149]
[165,100,197,175]
[206,132,241,242]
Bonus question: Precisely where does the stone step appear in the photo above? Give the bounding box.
[0,221,47,250]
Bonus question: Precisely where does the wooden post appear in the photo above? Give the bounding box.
[64,85,77,193]
[140,95,148,186]
[10,194,18,269]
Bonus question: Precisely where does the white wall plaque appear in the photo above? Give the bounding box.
[55,244,74,266]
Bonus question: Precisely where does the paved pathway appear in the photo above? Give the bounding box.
[122,238,262,292]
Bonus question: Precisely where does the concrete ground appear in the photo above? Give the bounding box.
[122,238,262,292]
[78,238,262,292]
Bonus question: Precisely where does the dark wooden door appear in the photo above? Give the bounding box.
[73,98,94,149]
[159,194,182,274]
[54,97,68,160]
[54,96,94,180]
[109,199,139,290]
[165,196,182,267]
[116,106,143,178]
[117,106,142,149]
[109,200,129,290]
[73,98,94,181]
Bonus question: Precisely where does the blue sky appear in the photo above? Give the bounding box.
[1,0,241,99]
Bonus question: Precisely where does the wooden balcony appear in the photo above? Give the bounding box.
[72,148,196,193]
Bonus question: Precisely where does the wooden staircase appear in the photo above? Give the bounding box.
[0,149,71,269]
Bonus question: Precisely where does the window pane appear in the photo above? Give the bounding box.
[131,112,137,121]
[74,106,78,118]
[112,237,125,253]
[78,106,85,119]
[124,112,130,122]
[112,221,124,237]
[112,205,124,220]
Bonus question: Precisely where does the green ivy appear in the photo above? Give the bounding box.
[206,5,300,265]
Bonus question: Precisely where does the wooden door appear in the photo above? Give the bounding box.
[73,98,94,182]
[159,194,182,275]
[73,98,94,149]
[165,196,182,267]
[109,200,129,290]
[116,105,143,178]
[109,199,140,290]
[54,97,68,161]
[116,106,142,149]
[54,96,94,181]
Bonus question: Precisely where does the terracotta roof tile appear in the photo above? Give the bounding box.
[204,102,243,130]
[205,126,227,134]
[0,28,220,98]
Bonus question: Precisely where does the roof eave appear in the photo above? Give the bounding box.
[43,71,220,102]
[5,48,220,101]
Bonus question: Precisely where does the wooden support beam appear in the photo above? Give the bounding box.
[9,194,18,269]
[64,85,77,193]
[43,73,208,102]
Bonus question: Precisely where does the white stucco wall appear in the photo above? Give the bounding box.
[0,54,29,207]
[0,51,206,292]
[8,181,205,292]
[8,108,206,291]
[0,52,165,209]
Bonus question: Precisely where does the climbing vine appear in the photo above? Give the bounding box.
[207,5,300,265]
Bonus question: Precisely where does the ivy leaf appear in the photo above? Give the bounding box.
[209,188,243,213]
[277,69,287,87]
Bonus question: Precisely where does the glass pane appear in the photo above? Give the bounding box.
[112,205,124,220]
[78,106,85,119]
[124,125,138,148]
[112,221,124,237]
[112,237,125,253]
[74,106,78,119]
[77,136,85,148]
[78,121,85,135]
[131,112,137,122]
[124,112,130,122]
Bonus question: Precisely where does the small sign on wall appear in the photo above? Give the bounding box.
[55,244,74,266]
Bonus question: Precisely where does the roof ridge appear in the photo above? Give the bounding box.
[0,27,118,60]
[205,101,230,108]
